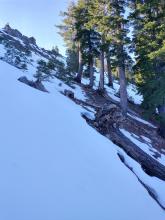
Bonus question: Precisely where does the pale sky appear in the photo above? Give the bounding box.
[0,0,71,55]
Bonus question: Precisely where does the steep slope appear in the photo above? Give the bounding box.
[0,24,65,79]
[0,60,165,219]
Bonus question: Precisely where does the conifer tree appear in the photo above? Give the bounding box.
[57,1,84,82]
[34,60,55,83]
[130,0,165,124]
[86,0,110,91]
[58,0,130,115]
[58,0,100,87]
[110,0,130,115]
[106,47,114,87]
[66,48,79,74]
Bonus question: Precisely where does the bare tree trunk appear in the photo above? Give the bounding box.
[106,52,113,87]
[116,17,128,115]
[158,104,165,138]
[75,42,83,83]
[89,57,94,88]
[119,64,128,116]
[99,50,105,91]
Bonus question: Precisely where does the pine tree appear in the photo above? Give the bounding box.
[34,60,55,83]
[86,0,110,91]
[58,0,100,87]
[58,1,88,83]
[57,1,83,81]
[81,28,100,87]
[110,0,130,115]
[66,48,79,74]
[58,0,130,115]
[106,47,113,87]
[86,0,129,99]
[130,0,165,122]
[75,0,101,86]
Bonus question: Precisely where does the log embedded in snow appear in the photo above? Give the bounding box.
[93,104,165,181]
[109,129,165,181]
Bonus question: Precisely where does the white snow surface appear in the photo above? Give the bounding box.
[0,44,6,57]
[120,128,165,167]
[120,129,165,208]
[128,113,157,128]
[127,83,143,105]
[0,60,165,220]
[118,148,165,209]
[88,72,143,105]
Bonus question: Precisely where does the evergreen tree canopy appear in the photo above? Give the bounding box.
[131,0,165,117]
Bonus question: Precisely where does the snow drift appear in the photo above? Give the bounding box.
[0,60,165,219]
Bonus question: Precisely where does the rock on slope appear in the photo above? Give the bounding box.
[0,60,165,220]
[0,24,64,77]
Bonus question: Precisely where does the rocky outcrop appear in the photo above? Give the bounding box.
[1,24,52,60]
[3,24,22,38]
[18,76,49,93]
[0,24,65,72]
[64,90,74,99]
[3,24,36,45]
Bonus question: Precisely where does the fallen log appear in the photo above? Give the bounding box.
[63,88,165,180]
[92,104,165,181]
[118,153,165,210]
[109,128,165,181]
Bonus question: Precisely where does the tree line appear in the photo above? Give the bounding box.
[57,0,165,133]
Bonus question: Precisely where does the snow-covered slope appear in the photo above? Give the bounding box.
[0,25,65,81]
[82,71,143,105]
[0,60,165,219]
[0,25,143,106]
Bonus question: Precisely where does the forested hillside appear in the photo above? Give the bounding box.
[0,0,165,219]
[58,0,165,135]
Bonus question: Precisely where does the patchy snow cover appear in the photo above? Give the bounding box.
[0,29,26,47]
[105,84,121,102]
[0,27,65,86]
[128,113,157,128]
[0,60,165,219]
[73,84,87,101]
[0,30,143,106]
[112,80,143,105]
[45,77,87,101]
[91,72,143,105]
[0,44,6,57]
[127,83,143,105]
[120,129,165,166]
